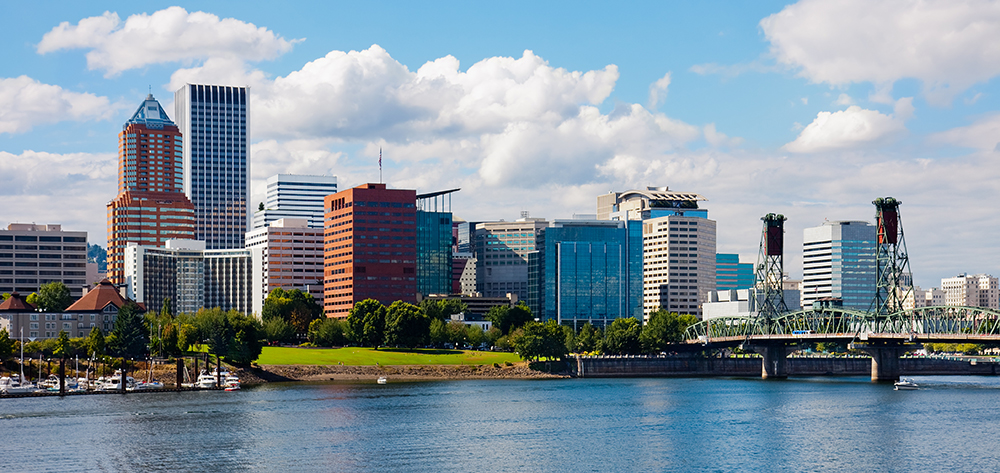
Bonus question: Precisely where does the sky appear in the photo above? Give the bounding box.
[2,0,1000,288]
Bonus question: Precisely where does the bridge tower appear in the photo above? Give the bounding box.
[755,213,788,331]
[869,197,913,317]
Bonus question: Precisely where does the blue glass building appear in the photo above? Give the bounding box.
[716,253,754,290]
[174,84,250,250]
[802,221,876,310]
[528,220,643,329]
[416,190,457,297]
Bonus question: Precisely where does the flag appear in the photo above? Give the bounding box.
[379,148,382,169]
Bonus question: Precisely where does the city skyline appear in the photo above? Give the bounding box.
[2,2,1000,288]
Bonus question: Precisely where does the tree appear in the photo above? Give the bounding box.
[446,321,468,346]
[108,302,148,359]
[510,320,568,361]
[465,324,485,348]
[602,317,642,355]
[196,308,233,359]
[0,328,13,361]
[1,293,10,300]
[420,299,467,320]
[640,310,698,353]
[87,243,108,272]
[262,288,322,332]
[384,301,430,348]
[308,318,347,347]
[429,318,448,345]
[161,323,181,357]
[264,317,296,344]
[485,302,534,335]
[258,202,265,211]
[347,299,386,348]
[575,323,600,353]
[36,282,73,312]
[160,297,173,318]
[53,330,70,358]
[25,293,38,305]
[177,323,198,353]
[226,310,263,366]
[86,327,105,358]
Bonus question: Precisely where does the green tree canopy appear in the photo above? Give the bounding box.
[511,320,568,361]
[196,308,233,357]
[347,299,386,348]
[177,323,198,353]
[640,310,698,353]
[161,323,181,357]
[0,328,13,361]
[308,318,347,347]
[86,326,105,358]
[264,317,296,344]
[602,317,642,355]
[53,330,70,358]
[420,299,468,320]
[575,323,601,353]
[226,310,264,366]
[36,282,72,312]
[383,301,430,348]
[428,318,447,345]
[262,288,322,332]
[485,302,534,335]
[108,302,149,359]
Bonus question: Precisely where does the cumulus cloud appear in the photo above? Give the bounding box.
[37,7,299,76]
[761,0,1000,105]
[928,114,1000,151]
[648,72,671,109]
[783,100,912,153]
[0,76,119,134]
[0,150,117,243]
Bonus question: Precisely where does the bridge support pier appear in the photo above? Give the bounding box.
[851,343,916,382]
[749,345,796,379]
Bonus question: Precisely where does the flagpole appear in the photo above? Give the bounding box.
[379,148,383,184]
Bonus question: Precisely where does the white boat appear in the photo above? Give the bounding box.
[0,376,38,394]
[377,377,387,384]
[99,371,136,392]
[894,378,918,390]
[196,369,232,389]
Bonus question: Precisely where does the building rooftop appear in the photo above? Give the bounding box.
[0,293,36,312]
[66,279,132,312]
[125,94,176,129]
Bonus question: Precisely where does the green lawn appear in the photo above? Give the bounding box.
[255,346,522,366]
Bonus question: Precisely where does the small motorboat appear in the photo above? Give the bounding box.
[894,378,918,390]
[377,377,387,385]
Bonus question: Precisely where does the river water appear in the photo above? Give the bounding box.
[2,376,999,472]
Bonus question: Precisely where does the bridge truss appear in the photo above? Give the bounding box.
[684,306,1000,343]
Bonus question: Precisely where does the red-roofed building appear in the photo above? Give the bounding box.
[1,279,141,340]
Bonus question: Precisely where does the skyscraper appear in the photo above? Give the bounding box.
[416,190,457,297]
[324,183,417,318]
[716,253,754,290]
[801,220,876,310]
[174,84,250,250]
[474,217,548,300]
[107,94,195,284]
[252,174,338,229]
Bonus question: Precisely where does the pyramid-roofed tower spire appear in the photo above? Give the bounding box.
[126,93,176,129]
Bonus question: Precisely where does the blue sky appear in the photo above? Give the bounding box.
[2,1,1000,288]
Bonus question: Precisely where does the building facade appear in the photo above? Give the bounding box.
[941,274,999,309]
[245,218,324,318]
[598,187,709,221]
[124,240,252,315]
[903,285,945,310]
[252,174,338,230]
[107,94,196,284]
[473,218,548,300]
[452,253,477,294]
[801,221,876,311]
[0,224,88,299]
[174,84,250,250]
[642,215,718,319]
[528,220,643,329]
[716,253,754,290]
[323,183,417,318]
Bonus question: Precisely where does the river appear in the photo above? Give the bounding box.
[2,376,999,471]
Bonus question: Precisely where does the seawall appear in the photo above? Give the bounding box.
[572,356,1000,378]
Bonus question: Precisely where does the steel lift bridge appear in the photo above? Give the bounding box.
[683,198,1000,381]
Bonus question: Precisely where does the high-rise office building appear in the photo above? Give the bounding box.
[0,224,89,299]
[124,239,252,315]
[941,274,999,309]
[474,217,548,300]
[107,94,196,284]
[416,190,457,297]
[174,84,250,250]
[323,183,417,318]
[527,220,643,329]
[716,253,754,290]
[252,174,338,230]
[642,215,718,318]
[245,218,325,318]
[801,220,876,310]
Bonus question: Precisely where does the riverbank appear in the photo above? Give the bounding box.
[247,362,567,383]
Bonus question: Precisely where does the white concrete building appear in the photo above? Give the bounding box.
[801,221,876,311]
[0,223,89,299]
[252,174,338,230]
[941,274,999,309]
[903,286,945,310]
[642,215,717,319]
[245,218,324,318]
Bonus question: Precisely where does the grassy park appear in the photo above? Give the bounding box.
[255,346,522,366]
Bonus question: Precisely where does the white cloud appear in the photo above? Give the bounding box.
[761,0,1000,105]
[0,150,117,243]
[0,76,119,134]
[38,7,299,76]
[648,72,671,109]
[783,102,910,153]
[835,93,854,106]
[928,113,1000,151]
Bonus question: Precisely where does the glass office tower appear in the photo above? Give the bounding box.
[802,220,876,310]
[174,84,250,250]
[528,220,643,329]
